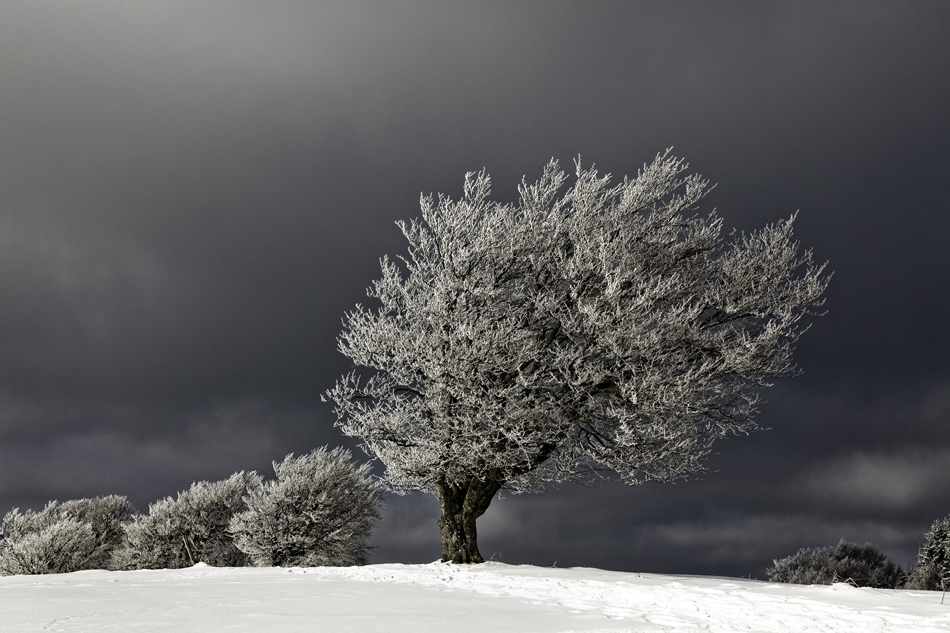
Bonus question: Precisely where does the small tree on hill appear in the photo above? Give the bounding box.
[229,447,382,567]
[325,151,830,563]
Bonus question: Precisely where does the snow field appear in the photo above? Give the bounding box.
[1,562,948,632]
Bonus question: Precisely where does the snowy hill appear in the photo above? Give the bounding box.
[2,562,948,632]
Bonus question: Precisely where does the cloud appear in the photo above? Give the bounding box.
[0,208,174,348]
[638,514,921,574]
[0,395,338,513]
[803,448,950,513]
[370,492,442,564]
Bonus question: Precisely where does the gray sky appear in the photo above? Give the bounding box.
[1,1,948,578]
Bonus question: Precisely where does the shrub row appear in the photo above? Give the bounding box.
[0,447,381,576]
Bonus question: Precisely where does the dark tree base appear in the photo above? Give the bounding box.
[436,475,502,564]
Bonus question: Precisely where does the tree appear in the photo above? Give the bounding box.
[112,472,259,570]
[325,151,830,563]
[229,447,382,567]
[902,515,950,590]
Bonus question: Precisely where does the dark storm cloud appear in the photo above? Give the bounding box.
[1,1,949,578]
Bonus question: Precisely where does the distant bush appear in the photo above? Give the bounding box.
[0,496,135,576]
[901,515,950,591]
[112,471,260,570]
[767,540,902,588]
[229,447,382,567]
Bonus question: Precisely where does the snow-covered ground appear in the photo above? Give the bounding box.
[2,562,948,632]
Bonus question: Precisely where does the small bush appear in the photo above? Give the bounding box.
[901,515,950,591]
[57,496,136,569]
[0,513,96,575]
[767,539,902,588]
[229,447,382,567]
[112,471,260,570]
[0,496,135,576]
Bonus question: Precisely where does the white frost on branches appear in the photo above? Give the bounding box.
[325,151,829,497]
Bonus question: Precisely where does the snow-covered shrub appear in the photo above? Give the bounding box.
[57,496,136,569]
[112,471,260,570]
[229,447,382,567]
[0,496,135,575]
[0,509,96,576]
[767,540,902,588]
[901,515,950,591]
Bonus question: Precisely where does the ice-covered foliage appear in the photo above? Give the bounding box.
[325,151,830,562]
[229,447,382,567]
[902,515,950,590]
[56,496,137,569]
[767,540,902,588]
[0,513,95,576]
[112,472,259,570]
[0,496,135,575]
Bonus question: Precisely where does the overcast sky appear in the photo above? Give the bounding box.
[1,1,948,579]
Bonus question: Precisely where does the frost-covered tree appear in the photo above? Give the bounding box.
[902,515,950,591]
[229,447,382,567]
[112,472,259,570]
[0,496,135,575]
[325,151,830,563]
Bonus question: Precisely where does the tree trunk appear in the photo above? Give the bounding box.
[436,475,503,564]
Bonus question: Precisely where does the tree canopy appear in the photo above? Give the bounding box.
[325,151,830,562]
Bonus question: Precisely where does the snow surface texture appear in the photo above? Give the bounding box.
[2,562,948,632]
